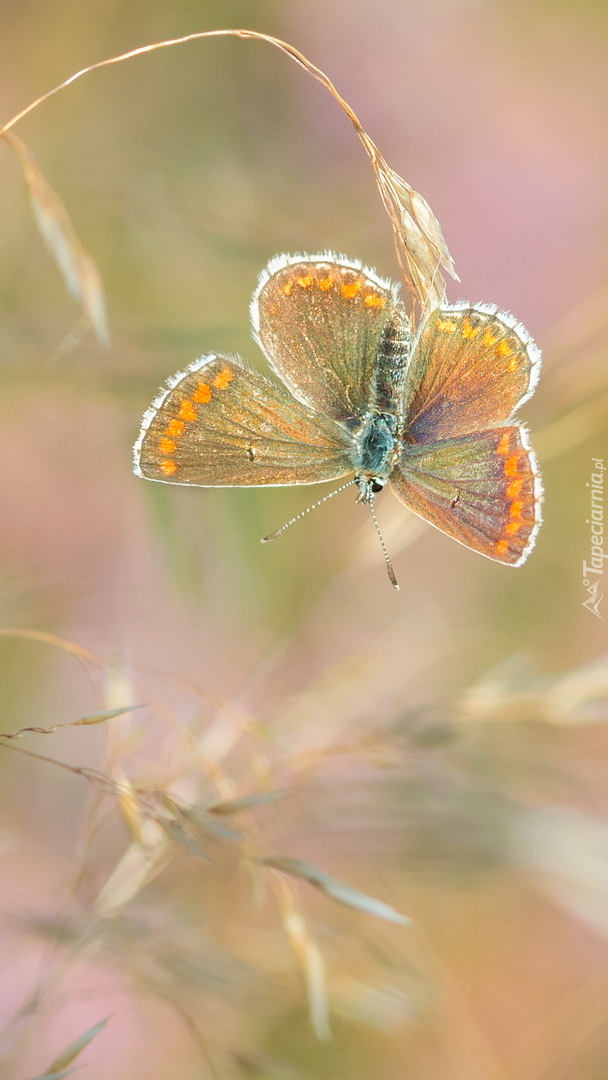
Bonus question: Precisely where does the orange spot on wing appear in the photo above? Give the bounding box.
[159,437,176,454]
[498,339,513,357]
[505,521,522,535]
[341,280,362,299]
[507,478,523,498]
[179,399,198,422]
[508,357,519,372]
[436,318,457,333]
[282,280,294,296]
[166,419,185,437]
[160,459,178,476]
[296,275,314,289]
[504,455,519,478]
[510,500,524,520]
[497,434,510,455]
[212,367,234,390]
[193,381,212,404]
[364,292,386,308]
[461,318,480,339]
[482,328,499,346]
[317,276,334,291]
[495,539,509,556]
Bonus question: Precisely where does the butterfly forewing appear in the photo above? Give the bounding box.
[252,253,404,422]
[403,304,541,442]
[390,425,542,565]
[134,355,355,487]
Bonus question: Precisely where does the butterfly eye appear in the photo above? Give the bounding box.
[370,478,386,493]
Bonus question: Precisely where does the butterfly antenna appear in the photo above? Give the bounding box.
[369,498,399,590]
[262,480,354,542]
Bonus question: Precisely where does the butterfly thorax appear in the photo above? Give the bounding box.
[354,411,399,501]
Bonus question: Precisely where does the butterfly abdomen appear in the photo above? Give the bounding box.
[374,307,411,416]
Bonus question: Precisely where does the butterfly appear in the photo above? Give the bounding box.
[133,252,542,585]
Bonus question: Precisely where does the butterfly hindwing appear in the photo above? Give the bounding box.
[390,425,542,565]
[133,354,355,487]
[252,252,405,422]
[403,303,541,443]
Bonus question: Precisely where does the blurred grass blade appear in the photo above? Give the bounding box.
[514,807,608,940]
[300,930,330,1042]
[94,819,167,916]
[161,798,242,842]
[460,655,608,725]
[0,628,103,665]
[28,1071,78,1080]
[0,704,143,741]
[29,1016,111,1078]
[2,130,109,345]
[74,704,144,725]
[157,817,211,860]
[264,856,410,925]
[274,875,331,1040]
[116,775,145,843]
[179,808,242,842]
[207,791,283,815]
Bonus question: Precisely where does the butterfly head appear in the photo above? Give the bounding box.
[355,473,387,503]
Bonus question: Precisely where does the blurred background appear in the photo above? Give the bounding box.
[0,0,607,1076]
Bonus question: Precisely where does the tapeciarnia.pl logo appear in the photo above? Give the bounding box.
[582,457,605,619]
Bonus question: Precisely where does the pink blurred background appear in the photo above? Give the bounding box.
[0,1,607,1076]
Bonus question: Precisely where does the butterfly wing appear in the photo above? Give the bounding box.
[133,354,355,486]
[403,303,541,442]
[390,425,542,565]
[252,252,404,422]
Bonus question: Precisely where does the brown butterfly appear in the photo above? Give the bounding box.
[134,252,542,584]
